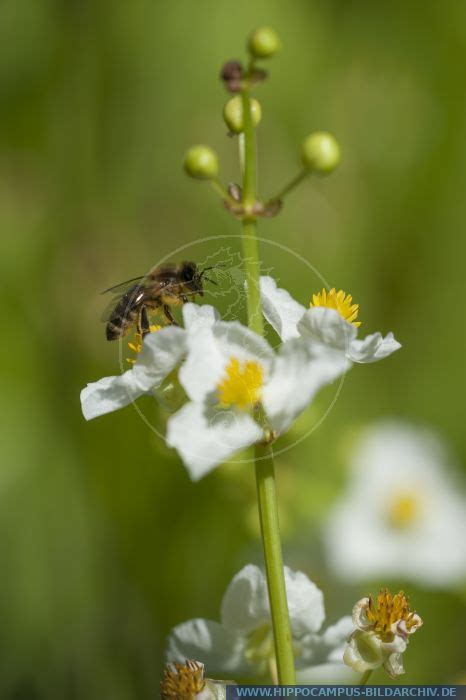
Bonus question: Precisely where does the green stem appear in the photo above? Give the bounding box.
[210,178,236,205]
[241,222,263,336]
[240,91,257,210]
[360,670,373,685]
[266,168,309,205]
[240,82,296,686]
[255,442,296,685]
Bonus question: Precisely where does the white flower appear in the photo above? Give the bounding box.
[80,304,220,421]
[81,298,348,480]
[260,276,401,364]
[325,421,466,587]
[166,564,355,682]
[344,590,423,678]
[160,659,232,699]
[166,320,348,480]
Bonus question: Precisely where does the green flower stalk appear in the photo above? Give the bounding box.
[238,34,296,686]
[182,27,343,685]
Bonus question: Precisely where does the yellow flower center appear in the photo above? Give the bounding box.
[217,357,263,410]
[366,589,418,635]
[160,660,205,699]
[387,491,420,529]
[126,325,162,364]
[310,288,361,327]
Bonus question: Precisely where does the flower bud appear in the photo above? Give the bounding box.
[248,26,282,58]
[184,145,219,180]
[223,96,262,134]
[301,131,341,174]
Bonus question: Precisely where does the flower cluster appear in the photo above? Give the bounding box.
[79,24,429,687]
[81,278,400,480]
[166,564,355,684]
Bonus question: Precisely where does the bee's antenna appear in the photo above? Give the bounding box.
[203,276,219,286]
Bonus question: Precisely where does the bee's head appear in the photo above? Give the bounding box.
[180,261,204,296]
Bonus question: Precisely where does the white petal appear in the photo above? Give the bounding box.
[166,403,263,480]
[80,371,146,420]
[182,302,220,332]
[201,680,232,700]
[179,327,226,402]
[298,616,354,672]
[381,634,407,655]
[179,322,274,404]
[349,331,401,363]
[343,631,383,673]
[296,663,356,684]
[260,276,306,342]
[284,567,325,637]
[298,306,357,355]
[165,618,247,675]
[352,598,372,631]
[136,325,187,386]
[221,565,325,639]
[398,614,423,636]
[80,325,187,421]
[322,616,354,649]
[262,339,349,433]
[384,652,405,678]
[212,322,275,369]
[220,564,270,635]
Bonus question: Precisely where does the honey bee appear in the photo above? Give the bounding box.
[103,261,216,341]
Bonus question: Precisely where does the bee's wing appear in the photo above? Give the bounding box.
[101,275,147,295]
[100,279,171,323]
[100,283,148,322]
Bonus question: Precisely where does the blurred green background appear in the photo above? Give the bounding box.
[1,1,466,696]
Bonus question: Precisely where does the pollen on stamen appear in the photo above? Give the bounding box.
[366,589,417,635]
[126,325,162,364]
[310,287,361,327]
[160,659,205,699]
[217,357,263,410]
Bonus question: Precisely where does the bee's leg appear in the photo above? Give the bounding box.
[138,306,150,338]
[163,304,179,326]
[181,295,189,303]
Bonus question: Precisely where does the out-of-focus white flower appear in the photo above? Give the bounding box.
[344,590,422,678]
[80,304,220,420]
[160,659,232,699]
[166,564,355,682]
[166,320,348,480]
[260,276,401,363]
[325,421,466,587]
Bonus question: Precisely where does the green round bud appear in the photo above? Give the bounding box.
[223,96,262,134]
[184,145,219,180]
[248,26,282,58]
[301,131,341,174]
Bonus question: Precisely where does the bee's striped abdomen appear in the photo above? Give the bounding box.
[106,286,142,341]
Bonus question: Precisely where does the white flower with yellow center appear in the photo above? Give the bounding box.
[161,659,231,699]
[344,589,423,678]
[166,564,355,683]
[260,276,401,363]
[81,301,347,478]
[80,304,220,421]
[165,318,348,480]
[324,421,466,587]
